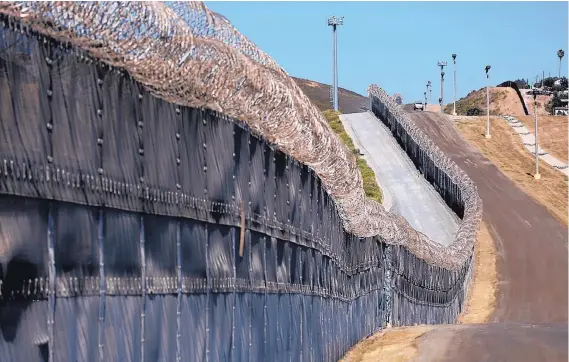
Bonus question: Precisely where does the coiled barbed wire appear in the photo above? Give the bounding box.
[0,1,481,271]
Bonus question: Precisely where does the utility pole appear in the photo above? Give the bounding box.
[438,61,447,113]
[452,54,457,115]
[327,16,344,112]
[530,89,541,179]
[427,80,432,102]
[485,65,491,139]
[558,49,565,78]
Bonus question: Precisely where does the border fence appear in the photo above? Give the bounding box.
[0,2,481,361]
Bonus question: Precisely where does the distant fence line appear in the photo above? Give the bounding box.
[368,85,482,325]
[0,2,482,361]
[497,81,530,115]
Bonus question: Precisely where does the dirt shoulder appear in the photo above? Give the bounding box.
[454,116,568,225]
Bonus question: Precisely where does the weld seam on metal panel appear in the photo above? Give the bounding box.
[299,249,304,362]
[47,205,55,362]
[262,235,267,359]
[230,226,236,359]
[175,220,182,362]
[140,216,146,362]
[205,223,210,362]
[97,209,105,361]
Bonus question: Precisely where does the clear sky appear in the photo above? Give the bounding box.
[205,1,568,103]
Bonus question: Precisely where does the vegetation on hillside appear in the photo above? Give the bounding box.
[322,110,383,204]
[545,92,566,114]
[444,86,503,115]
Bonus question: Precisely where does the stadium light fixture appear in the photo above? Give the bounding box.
[485,65,491,139]
[327,16,344,111]
[438,61,447,113]
[530,89,541,179]
[452,54,457,116]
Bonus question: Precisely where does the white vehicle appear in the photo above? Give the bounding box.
[413,102,424,111]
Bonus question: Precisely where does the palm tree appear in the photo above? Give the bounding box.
[557,49,564,78]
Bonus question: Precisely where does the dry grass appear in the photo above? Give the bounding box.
[457,221,497,324]
[446,88,527,117]
[455,116,568,225]
[322,110,383,203]
[516,115,568,163]
[339,326,433,362]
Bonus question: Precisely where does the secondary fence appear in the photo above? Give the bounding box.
[0,2,481,361]
[368,85,482,326]
[497,81,530,115]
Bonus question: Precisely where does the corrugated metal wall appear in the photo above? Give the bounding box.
[0,24,388,361]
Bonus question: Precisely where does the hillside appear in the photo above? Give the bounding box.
[293,77,368,114]
[446,87,529,117]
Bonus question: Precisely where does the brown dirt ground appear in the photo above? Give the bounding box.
[516,115,568,163]
[338,325,433,362]
[292,77,368,114]
[454,116,568,225]
[521,92,552,116]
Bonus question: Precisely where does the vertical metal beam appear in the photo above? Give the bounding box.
[485,65,491,139]
[452,54,457,116]
[437,61,447,114]
[47,206,55,362]
[334,25,339,112]
[533,93,540,179]
[175,221,182,362]
[332,25,336,110]
[140,216,146,362]
[327,16,343,112]
[97,209,106,362]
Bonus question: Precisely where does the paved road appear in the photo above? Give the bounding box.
[339,112,459,246]
[412,323,568,362]
[403,107,568,361]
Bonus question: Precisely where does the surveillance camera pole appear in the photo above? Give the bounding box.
[452,54,457,115]
[438,61,447,113]
[427,80,432,102]
[327,16,344,112]
[485,65,491,139]
[531,89,541,179]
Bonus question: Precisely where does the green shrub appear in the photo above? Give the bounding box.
[322,110,383,203]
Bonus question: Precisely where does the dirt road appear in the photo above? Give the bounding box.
[406,108,567,360]
[406,108,567,324]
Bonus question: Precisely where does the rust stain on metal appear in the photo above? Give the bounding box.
[239,200,245,257]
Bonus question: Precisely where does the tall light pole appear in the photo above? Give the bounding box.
[427,80,432,102]
[531,89,541,179]
[438,61,447,113]
[485,65,491,139]
[452,54,457,116]
[558,49,565,78]
[327,16,343,112]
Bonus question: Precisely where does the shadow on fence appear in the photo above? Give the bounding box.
[0,17,476,361]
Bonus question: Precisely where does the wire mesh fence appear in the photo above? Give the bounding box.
[0,2,482,360]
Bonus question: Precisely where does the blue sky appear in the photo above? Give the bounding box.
[205,1,568,103]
